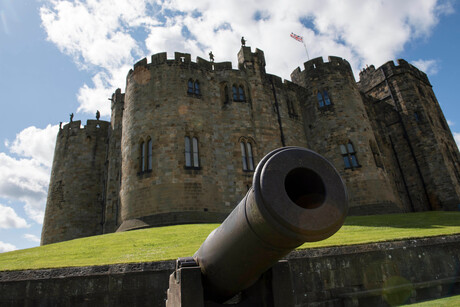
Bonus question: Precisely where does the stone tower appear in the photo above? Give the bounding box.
[117,48,307,231]
[358,60,460,211]
[41,120,109,245]
[291,57,401,214]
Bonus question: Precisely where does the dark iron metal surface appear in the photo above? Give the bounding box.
[193,147,348,302]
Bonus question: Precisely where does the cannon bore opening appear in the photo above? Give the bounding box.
[284,168,326,209]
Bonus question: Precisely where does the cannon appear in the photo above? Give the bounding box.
[166,147,348,306]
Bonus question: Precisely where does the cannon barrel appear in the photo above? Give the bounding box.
[193,147,348,302]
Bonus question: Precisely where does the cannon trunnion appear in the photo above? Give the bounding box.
[166,147,348,306]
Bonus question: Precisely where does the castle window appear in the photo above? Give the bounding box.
[185,137,192,167]
[317,92,324,107]
[340,142,359,169]
[192,137,200,167]
[194,81,200,95]
[240,140,254,171]
[140,141,146,171]
[185,136,200,169]
[224,85,229,105]
[232,85,238,101]
[317,90,332,108]
[187,79,201,97]
[239,86,245,101]
[147,139,153,171]
[187,79,194,94]
[323,91,332,105]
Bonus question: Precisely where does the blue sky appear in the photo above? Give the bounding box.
[0,0,459,252]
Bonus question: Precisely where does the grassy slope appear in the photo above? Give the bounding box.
[402,295,460,306]
[1,211,459,271]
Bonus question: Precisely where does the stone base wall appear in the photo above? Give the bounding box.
[1,235,459,306]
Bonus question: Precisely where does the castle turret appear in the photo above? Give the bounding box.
[359,59,460,211]
[103,89,124,233]
[41,119,109,245]
[291,56,402,214]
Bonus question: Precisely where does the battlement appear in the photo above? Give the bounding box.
[359,59,431,88]
[128,51,234,77]
[290,56,354,83]
[59,119,110,137]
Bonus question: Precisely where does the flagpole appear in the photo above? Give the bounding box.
[303,41,310,61]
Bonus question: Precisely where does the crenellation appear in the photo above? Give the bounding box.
[42,44,460,245]
[174,52,191,63]
[151,52,167,65]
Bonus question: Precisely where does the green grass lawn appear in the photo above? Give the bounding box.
[0,211,459,271]
[401,295,460,306]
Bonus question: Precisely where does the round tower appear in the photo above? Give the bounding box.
[118,48,305,231]
[41,119,109,245]
[291,56,402,214]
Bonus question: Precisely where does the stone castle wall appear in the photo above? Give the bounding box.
[41,47,460,245]
[41,120,110,245]
[291,56,401,214]
[359,59,460,212]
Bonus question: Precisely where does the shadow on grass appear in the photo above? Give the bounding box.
[344,212,460,229]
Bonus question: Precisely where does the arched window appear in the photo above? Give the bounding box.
[140,141,146,171]
[240,140,255,171]
[194,81,200,95]
[340,142,359,169]
[232,85,238,101]
[147,139,153,171]
[187,79,194,94]
[185,136,200,168]
[238,86,245,101]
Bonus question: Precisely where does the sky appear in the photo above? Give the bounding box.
[0,0,459,253]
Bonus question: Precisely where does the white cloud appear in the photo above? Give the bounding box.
[24,234,41,243]
[0,204,29,229]
[0,241,16,253]
[8,124,57,168]
[448,120,455,127]
[1,125,58,224]
[411,59,439,75]
[39,0,453,111]
[454,132,460,150]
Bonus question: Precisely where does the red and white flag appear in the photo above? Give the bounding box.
[290,32,303,43]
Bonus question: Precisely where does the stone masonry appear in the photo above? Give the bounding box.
[41,45,460,245]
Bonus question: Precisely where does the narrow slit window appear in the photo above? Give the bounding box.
[187,80,194,94]
[241,142,248,171]
[323,91,331,105]
[239,86,245,101]
[140,141,146,171]
[224,85,229,105]
[185,137,192,167]
[246,142,254,171]
[317,92,325,107]
[194,81,200,95]
[232,85,238,101]
[147,139,153,171]
[192,137,199,167]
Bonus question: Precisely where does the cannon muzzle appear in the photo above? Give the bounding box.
[193,147,348,302]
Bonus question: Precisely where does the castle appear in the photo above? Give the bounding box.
[41,45,460,245]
